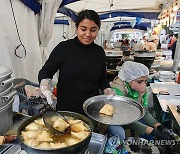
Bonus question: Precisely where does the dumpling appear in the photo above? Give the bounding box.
[68,119,82,125]
[53,118,69,132]
[37,130,53,142]
[50,142,67,149]
[70,122,88,132]
[34,118,44,126]
[25,122,39,131]
[0,136,4,145]
[22,130,41,139]
[37,142,51,149]
[71,131,90,140]
[99,104,114,116]
[24,138,40,147]
[65,138,80,146]
[51,116,60,122]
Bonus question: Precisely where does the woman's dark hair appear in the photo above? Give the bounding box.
[75,10,101,28]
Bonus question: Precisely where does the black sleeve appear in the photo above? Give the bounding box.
[99,47,110,91]
[38,43,64,83]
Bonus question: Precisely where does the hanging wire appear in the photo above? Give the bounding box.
[10,0,27,58]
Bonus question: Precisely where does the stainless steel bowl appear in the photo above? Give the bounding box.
[83,95,146,125]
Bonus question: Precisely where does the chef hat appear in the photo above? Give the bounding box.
[118,61,149,82]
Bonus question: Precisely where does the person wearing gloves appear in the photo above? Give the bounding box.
[38,10,114,115]
[110,61,174,140]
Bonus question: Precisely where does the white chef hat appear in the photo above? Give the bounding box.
[118,61,149,82]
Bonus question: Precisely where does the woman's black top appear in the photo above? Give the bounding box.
[38,36,110,115]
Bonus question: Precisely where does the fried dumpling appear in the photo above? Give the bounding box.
[65,138,80,146]
[25,122,39,131]
[37,142,51,149]
[34,118,44,126]
[0,136,4,145]
[24,138,40,147]
[99,104,114,116]
[70,122,88,132]
[68,119,81,125]
[50,142,67,148]
[53,118,69,132]
[37,130,53,142]
[71,131,90,140]
[51,116,60,122]
[22,130,41,139]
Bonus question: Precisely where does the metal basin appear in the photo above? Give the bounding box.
[83,95,146,125]
[17,111,94,154]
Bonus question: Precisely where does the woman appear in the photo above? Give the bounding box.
[110,61,173,140]
[143,35,159,51]
[38,10,114,115]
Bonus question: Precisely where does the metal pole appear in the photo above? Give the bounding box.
[172,26,180,71]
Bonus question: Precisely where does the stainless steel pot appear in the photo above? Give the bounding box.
[0,65,16,135]
[0,98,14,135]
[134,50,156,57]
[0,65,13,92]
[0,84,16,109]
[17,111,94,154]
[0,65,12,81]
[0,78,14,93]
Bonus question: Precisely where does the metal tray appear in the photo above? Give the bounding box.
[89,132,107,154]
[83,95,145,125]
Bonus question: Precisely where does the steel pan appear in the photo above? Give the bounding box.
[83,95,146,125]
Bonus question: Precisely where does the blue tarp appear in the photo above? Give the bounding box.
[60,0,80,7]
[20,0,41,14]
[114,21,151,27]
[100,11,160,20]
[110,25,148,31]
[58,7,77,22]
[20,0,77,22]
[54,19,69,25]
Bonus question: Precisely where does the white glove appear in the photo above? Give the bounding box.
[103,88,116,95]
[40,79,56,109]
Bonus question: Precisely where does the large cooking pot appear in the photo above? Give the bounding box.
[0,84,16,108]
[0,98,14,135]
[134,50,156,57]
[0,65,14,93]
[106,56,122,70]
[134,50,156,69]
[17,111,94,154]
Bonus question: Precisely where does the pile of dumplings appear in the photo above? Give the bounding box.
[21,116,90,149]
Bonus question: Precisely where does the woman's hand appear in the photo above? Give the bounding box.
[103,88,115,95]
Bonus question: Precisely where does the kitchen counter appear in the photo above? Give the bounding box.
[150,82,180,95]
[156,95,180,112]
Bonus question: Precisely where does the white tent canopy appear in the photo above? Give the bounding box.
[65,0,164,13]
[0,0,168,83]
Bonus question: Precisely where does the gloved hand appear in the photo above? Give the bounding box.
[40,79,56,109]
[150,128,174,140]
[157,125,175,140]
[103,88,116,95]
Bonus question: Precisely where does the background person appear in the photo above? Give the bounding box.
[38,10,114,115]
[143,35,159,51]
[110,61,174,140]
[170,34,178,60]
